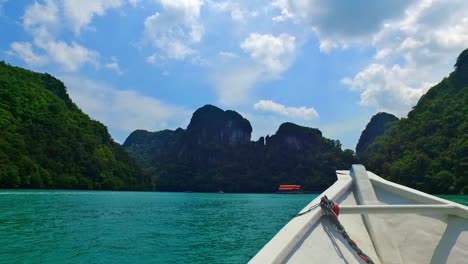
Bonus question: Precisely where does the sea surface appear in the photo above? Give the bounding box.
[0,191,466,264]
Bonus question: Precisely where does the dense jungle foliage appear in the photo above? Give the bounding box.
[124,105,356,193]
[358,49,468,194]
[2,48,466,194]
[0,61,149,190]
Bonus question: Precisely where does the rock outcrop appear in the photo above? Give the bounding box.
[267,122,323,150]
[186,105,252,146]
[355,112,398,154]
[123,105,355,192]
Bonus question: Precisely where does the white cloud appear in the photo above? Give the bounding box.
[211,33,297,106]
[254,100,319,120]
[62,0,127,34]
[272,0,415,52]
[207,0,258,23]
[8,42,47,66]
[62,75,191,137]
[38,40,99,71]
[16,0,101,71]
[143,0,204,61]
[342,0,468,115]
[241,33,296,76]
[342,64,431,115]
[23,0,59,32]
[272,0,468,115]
[159,0,203,19]
[22,0,138,35]
[104,56,123,74]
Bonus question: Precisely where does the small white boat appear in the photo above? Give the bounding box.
[249,165,468,264]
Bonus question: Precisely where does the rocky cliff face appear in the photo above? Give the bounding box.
[186,105,252,146]
[123,129,184,162]
[122,105,253,166]
[123,105,355,192]
[455,48,468,83]
[267,122,323,150]
[356,112,398,154]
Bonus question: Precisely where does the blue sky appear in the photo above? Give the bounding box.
[1,0,467,150]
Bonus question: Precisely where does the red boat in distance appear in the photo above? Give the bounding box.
[278,185,302,193]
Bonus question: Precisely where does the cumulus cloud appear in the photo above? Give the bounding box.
[40,40,99,71]
[23,0,59,32]
[207,0,258,23]
[342,64,432,115]
[272,0,415,52]
[254,100,319,120]
[241,33,296,75]
[62,0,127,34]
[10,0,142,71]
[8,42,47,66]
[272,0,468,115]
[342,0,468,115]
[10,0,102,72]
[143,0,204,60]
[212,33,297,106]
[62,75,191,139]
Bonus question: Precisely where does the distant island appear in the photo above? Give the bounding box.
[123,105,356,193]
[0,48,466,194]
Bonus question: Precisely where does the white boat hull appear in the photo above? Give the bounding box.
[249,165,468,264]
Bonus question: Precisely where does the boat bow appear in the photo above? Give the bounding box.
[249,165,468,264]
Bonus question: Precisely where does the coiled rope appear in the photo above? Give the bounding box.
[296,196,375,264]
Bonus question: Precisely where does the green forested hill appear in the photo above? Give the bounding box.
[0,61,149,190]
[359,49,468,194]
[124,105,356,193]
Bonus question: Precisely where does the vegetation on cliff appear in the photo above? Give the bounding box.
[0,62,148,190]
[5,46,466,194]
[124,105,356,193]
[358,49,468,194]
[356,113,398,154]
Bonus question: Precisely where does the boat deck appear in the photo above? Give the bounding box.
[249,165,468,264]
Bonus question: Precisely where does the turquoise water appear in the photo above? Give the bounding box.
[0,191,314,264]
[0,191,466,264]
[437,195,468,206]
